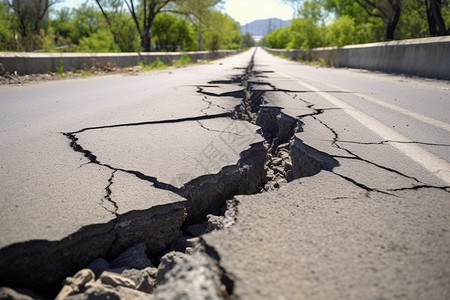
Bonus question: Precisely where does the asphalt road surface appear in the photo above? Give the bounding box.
[0,48,449,299]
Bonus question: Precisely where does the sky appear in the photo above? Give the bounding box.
[54,0,294,25]
[221,0,293,25]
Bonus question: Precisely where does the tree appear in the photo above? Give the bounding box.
[0,0,17,50]
[242,32,255,48]
[322,0,385,42]
[354,0,402,40]
[201,10,242,50]
[278,1,325,49]
[282,0,302,18]
[153,13,193,51]
[325,15,356,46]
[288,17,324,49]
[8,0,60,50]
[94,0,178,52]
[177,0,221,50]
[94,0,224,52]
[424,0,449,35]
[396,0,428,39]
[265,27,291,48]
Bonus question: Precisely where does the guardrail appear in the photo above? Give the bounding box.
[264,36,450,80]
[0,50,240,75]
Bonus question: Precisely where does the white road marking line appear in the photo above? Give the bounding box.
[297,77,450,132]
[353,93,450,132]
[275,70,450,185]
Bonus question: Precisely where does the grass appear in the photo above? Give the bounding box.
[172,54,191,67]
[139,58,168,71]
[56,59,64,75]
[140,54,193,71]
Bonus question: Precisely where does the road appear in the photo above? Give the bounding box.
[0,48,449,299]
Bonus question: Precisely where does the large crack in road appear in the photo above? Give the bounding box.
[2,49,449,299]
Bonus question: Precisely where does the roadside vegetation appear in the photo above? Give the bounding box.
[0,0,252,52]
[265,0,450,49]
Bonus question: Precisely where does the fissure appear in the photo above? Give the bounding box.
[0,50,343,299]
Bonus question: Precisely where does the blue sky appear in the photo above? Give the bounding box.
[54,0,294,25]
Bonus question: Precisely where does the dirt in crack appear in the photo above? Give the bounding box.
[199,51,309,191]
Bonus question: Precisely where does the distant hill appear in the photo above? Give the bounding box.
[241,18,291,37]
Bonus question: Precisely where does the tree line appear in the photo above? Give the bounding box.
[0,0,250,52]
[266,0,449,49]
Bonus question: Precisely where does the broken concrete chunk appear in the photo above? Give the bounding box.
[99,271,137,289]
[55,269,95,300]
[205,215,225,233]
[156,251,187,285]
[55,286,74,300]
[68,269,95,289]
[274,166,286,174]
[277,142,290,150]
[114,286,154,300]
[109,243,154,270]
[153,246,223,300]
[64,282,154,300]
[64,282,120,300]
[279,151,290,160]
[0,287,40,300]
[272,157,283,166]
[120,268,157,294]
[266,169,275,180]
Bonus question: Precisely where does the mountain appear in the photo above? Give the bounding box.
[241,18,291,37]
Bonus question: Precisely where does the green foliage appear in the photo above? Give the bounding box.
[297,0,325,23]
[33,28,57,51]
[91,0,141,52]
[173,54,192,66]
[56,59,64,75]
[1,0,248,52]
[242,32,255,49]
[69,3,103,46]
[266,27,291,49]
[396,0,430,39]
[202,11,242,50]
[288,18,324,49]
[0,1,16,51]
[109,11,140,52]
[148,58,168,70]
[325,15,356,46]
[78,29,120,52]
[153,14,194,51]
[269,0,449,50]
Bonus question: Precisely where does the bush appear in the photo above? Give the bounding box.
[326,15,356,47]
[78,30,120,52]
[173,54,191,67]
[146,58,168,70]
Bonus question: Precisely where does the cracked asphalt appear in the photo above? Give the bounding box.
[1,48,449,298]
[0,52,253,247]
[199,49,450,299]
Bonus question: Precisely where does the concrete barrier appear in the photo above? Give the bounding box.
[264,36,450,80]
[0,50,240,75]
